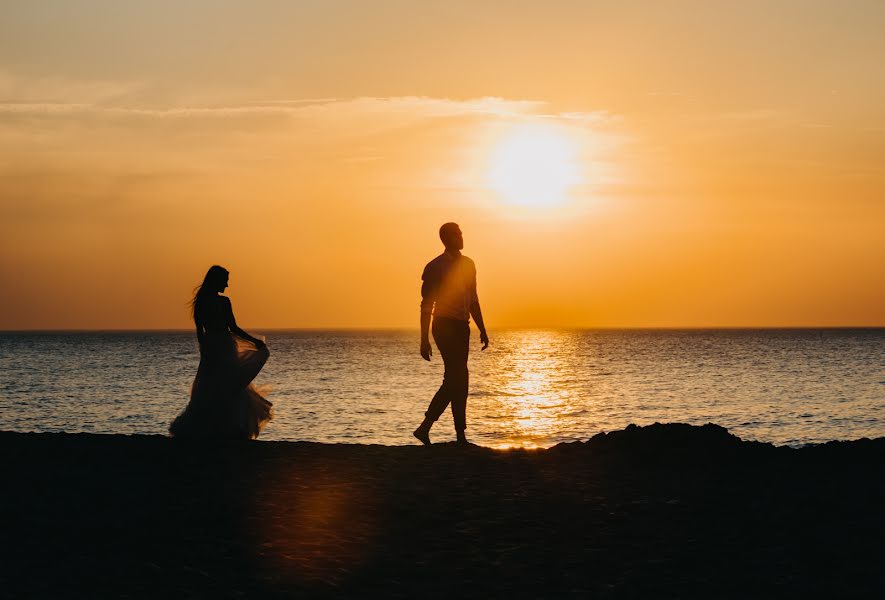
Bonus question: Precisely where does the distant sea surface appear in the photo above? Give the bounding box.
[1,329,883,448]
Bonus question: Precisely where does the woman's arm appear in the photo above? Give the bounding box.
[194,320,205,352]
[224,297,265,347]
[193,298,205,351]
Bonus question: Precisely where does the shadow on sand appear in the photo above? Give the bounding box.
[1,423,882,597]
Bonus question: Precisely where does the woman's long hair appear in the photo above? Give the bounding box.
[190,265,229,319]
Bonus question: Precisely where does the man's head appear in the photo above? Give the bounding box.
[439,222,463,251]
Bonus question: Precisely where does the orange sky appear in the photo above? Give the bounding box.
[1,1,883,329]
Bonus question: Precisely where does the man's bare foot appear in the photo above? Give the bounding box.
[456,431,469,444]
[413,428,431,445]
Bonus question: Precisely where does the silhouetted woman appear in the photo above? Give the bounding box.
[170,265,273,439]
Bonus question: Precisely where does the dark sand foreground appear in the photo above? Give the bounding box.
[1,424,883,598]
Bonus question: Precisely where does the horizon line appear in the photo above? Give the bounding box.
[2,325,884,334]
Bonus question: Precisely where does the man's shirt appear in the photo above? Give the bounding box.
[420,251,478,322]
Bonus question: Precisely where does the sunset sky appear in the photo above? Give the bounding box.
[1,0,883,329]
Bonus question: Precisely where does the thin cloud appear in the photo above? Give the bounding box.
[0,96,601,123]
[0,103,93,114]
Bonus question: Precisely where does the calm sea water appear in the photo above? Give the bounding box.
[0,329,882,448]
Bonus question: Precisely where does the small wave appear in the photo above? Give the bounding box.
[564,409,589,417]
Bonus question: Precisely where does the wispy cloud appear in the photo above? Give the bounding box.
[0,96,558,120]
[0,69,615,134]
[0,102,93,114]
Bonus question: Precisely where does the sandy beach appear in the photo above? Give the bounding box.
[1,423,882,598]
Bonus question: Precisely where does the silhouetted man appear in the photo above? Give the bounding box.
[413,222,489,445]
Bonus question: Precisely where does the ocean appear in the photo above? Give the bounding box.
[1,329,882,448]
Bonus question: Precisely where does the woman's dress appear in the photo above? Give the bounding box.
[169,296,272,440]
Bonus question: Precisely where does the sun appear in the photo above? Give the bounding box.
[486,123,582,207]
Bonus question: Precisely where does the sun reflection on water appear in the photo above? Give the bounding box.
[478,331,587,449]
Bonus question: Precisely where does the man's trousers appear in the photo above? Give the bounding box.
[425,317,470,431]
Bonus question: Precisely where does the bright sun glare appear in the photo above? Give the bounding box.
[486,124,582,207]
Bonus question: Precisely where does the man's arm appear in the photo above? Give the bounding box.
[420,312,432,360]
[469,263,489,350]
[470,299,489,350]
[420,266,435,360]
